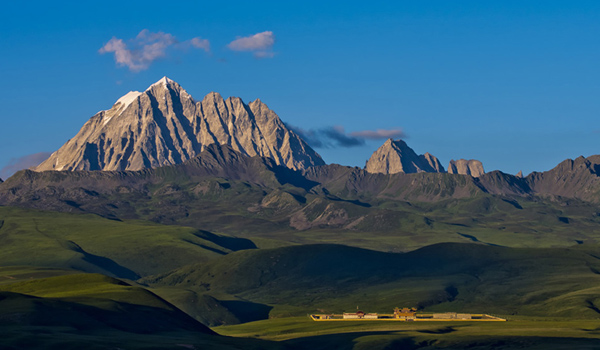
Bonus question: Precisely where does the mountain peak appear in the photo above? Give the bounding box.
[365,139,444,174]
[35,78,325,172]
[146,76,177,91]
[203,91,224,102]
[157,76,174,86]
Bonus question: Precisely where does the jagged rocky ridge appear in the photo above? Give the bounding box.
[35,77,324,172]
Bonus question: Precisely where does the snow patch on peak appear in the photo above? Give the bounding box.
[146,76,175,91]
[116,91,142,109]
[103,91,141,126]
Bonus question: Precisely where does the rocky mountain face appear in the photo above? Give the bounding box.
[364,139,445,174]
[526,156,600,201]
[35,77,324,172]
[421,152,445,173]
[447,159,485,177]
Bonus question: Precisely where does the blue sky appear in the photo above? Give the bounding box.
[1,1,599,178]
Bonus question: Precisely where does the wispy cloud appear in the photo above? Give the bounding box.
[227,31,275,58]
[99,30,210,71]
[0,152,52,179]
[189,37,210,51]
[349,128,406,140]
[289,125,365,148]
[290,126,408,149]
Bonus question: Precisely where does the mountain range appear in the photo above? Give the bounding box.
[3,77,600,349]
[3,73,600,242]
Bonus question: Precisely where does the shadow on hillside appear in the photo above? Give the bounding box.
[284,331,418,350]
[0,291,210,334]
[286,333,600,350]
[67,241,140,280]
[194,231,257,251]
[272,166,319,192]
[219,300,272,323]
[417,326,457,334]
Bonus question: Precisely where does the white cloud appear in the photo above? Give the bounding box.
[189,37,210,52]
[290,125,408,148]
[99,30,211,71]
[227,31,275,58]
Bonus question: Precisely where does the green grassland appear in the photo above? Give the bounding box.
[215,316,600,349]
[0,206,257,278]
[0,270,282,350]
[2,204,600,348]
[143,243,600,325]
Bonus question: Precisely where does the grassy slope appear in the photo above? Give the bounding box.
[0,272,283,350]
[144,243,600,320]
[162,191,600,253]
[152,191,600,252]
[2,206,600,323]
[0,206,258,278]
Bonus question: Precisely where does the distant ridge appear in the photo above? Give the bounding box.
[35,77,325,172]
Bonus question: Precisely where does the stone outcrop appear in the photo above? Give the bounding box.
[447,159,485,177]
[35,77,325,172]
[420,152,445,173]
[365,139,445,174]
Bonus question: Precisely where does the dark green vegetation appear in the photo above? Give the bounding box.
[144,243,600,320]
[2,146,600,348]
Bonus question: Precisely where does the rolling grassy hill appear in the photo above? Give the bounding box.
[2,205,600,327]
[0,270,283,349]
[143,243,600,322]
[0,210,599,349]
[0,206,258,278]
